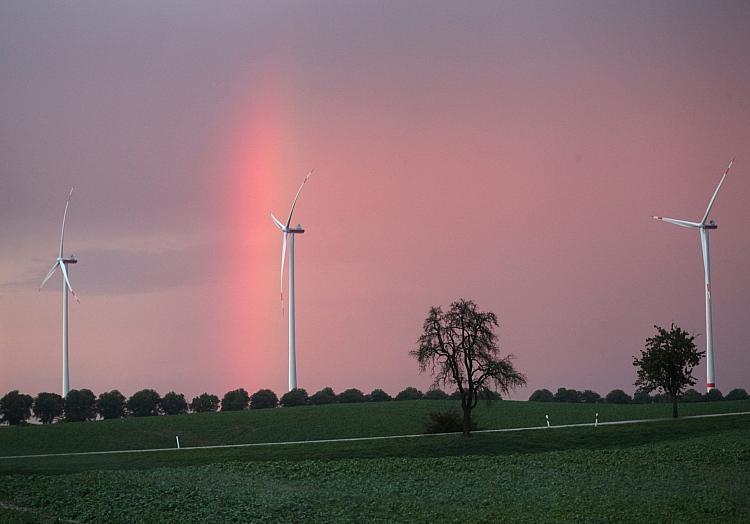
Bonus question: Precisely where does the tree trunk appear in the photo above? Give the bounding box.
[672,398,678,418]
[462,406,472,437]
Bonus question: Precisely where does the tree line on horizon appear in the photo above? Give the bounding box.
[527,386,747,404]
[2,384,748,427]
[0,385,502,426]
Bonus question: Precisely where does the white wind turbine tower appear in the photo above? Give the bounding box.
[271,171,313,391]
[652,158,734,392]
[39,187,80,398]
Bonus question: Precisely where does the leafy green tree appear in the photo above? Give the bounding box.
[221,388,250,411]
[476,389,502,401]
[395,387,424,401]
[64,389,97,422]
[126,389,162,417]
[190,393,220,412]
[423,388,449,400]
[161,391,188,415]
[652,393,670,404]
[580,390,601,404]
[528,389,554,402]
[554,388,581,403]
[33,392,64,424]
[704,389,723,402]
[632,390,652,404]
[448,389,463,400]
[411,299,527,436]
[0,390,33,425]
[338,388,366,403]
[368,389,392,402]
[725,388,748,401]
[309,387,336,405]
[250,389,278,409]
[280,388,309,407]
[97,390,126,419]
[633,324,704,418]
[605,389,632,404]
[681,389,703,403]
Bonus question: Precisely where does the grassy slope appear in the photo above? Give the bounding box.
[0,417,748,523]
[1,399,749,458]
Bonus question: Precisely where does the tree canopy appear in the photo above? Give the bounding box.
[423,388,449,400]
[368,389,392,402]
[64,389,97,422]
[190,393,220,412]
[411,299,526,435]
[97,390,126,419]
[633,324,704,418]
[726,388,749,401]
[0,390,33,425]
[337,388,366,403]
[309,387,337,405]
[280,388,308,407]
[605,389,632,404]
[33,392,64,424]
[221,388,250,411]
[127,389,162,417]
[395,387,423,401]
[529,389,554,402]
[250,389,278,409]
[161,391,188,415]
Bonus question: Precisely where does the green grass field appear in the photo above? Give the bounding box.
[2,399,749,458]
[1,400,749,522]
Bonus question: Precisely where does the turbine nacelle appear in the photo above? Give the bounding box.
[271,214,305,234]
[652,158,733,231]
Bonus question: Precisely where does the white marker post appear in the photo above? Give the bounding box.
[595,413,599,428]
[176,436,181,449]
[545,414,550,428]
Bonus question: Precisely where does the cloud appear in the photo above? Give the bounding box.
[1,241,226,296]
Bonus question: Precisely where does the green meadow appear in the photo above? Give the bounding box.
[1,400,749,522]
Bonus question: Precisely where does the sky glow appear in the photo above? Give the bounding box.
[1,2,749,399]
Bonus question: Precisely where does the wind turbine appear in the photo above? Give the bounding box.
[652,158,734,392]
[271,171,313,391]
[39,187,80,398]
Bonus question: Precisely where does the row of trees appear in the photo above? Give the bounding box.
[529,387,748,404]
[0,385,496,426]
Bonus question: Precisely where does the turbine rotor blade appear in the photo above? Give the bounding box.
[701,158,734,224]
[59,262,80,303]
[271,213,285,231]
[39,262,60,290]
[285,170,314,229]
[652,216,701,229]
[59,187,74,259]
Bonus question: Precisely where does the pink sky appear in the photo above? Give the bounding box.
[2,2,749,400]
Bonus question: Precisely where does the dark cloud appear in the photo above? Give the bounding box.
[2,242,224,296]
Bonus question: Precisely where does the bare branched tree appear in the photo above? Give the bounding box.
[411,299,527,436]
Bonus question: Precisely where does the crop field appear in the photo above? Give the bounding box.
[2,399,749,458]
[1,400,749,522]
